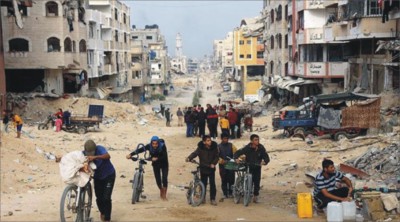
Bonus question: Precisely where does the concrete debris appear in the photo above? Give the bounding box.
[380,193,399,211]
[381,106,400,116]
[103,117,117,125]
[346,143,400,180]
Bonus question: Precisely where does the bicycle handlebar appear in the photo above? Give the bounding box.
[130,143,149,162]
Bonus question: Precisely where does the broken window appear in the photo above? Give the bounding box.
[276,34,282,49]
[257,51,263,59]
[132,36,138,39]
[123,13,126,24]
[270,61,274,75]
[285,4,288,21]
[88,50,94,65]
[115,30,118,42]
[47,37,60,52]
[131,55,141,63]
[79,39,86,52]
[239,54,244,59]
[124,32,127,43]
[114,8,118,20]
[9,38,29,52]
[239,40,244,45]
[328,44,345,62]
[297,11,304,31]
[247,66,265,77]
[104,52,112,65]
[302,44,323,62]
[64,37,72,52]
[367,0,382,16]
[246,54,252,59]
[89,22,95,39]
[285,34,288,48]
[276,5,282,21]
[46,1,58,16]
[270,35,274,49]
[257,36,263,44]
[146,36,152,40]
[72,40,76,52]
[270,9,274,23]
[132,70,141,79]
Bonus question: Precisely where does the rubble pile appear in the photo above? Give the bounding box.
[381,106,400,116]
[346,143,400,181]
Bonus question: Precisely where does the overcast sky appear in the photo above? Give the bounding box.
[124,1,263,59]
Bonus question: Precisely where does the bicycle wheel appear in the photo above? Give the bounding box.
[243,174,252,207]
[186,182,193,205]
[190,181,205,207]
[60,185,79,222]
[131,172,140,204]
[82,183,92,222]
[233,177,243,204]
[136,174,143,202]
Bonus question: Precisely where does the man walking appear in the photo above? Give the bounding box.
[218,133,237,199]
[186,135,219,206]
[176,107,184,127]
[234,134,270,203]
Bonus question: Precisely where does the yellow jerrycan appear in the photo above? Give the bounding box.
[297,193,313,218]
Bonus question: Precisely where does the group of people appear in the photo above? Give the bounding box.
[1,110,23,138]
[175,103,247,140]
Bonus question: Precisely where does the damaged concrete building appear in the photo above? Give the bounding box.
[233,17,266,102]
[261,0,399,106]
[1,0,132,100]
[213,32,234,74]
[131,25,171,99]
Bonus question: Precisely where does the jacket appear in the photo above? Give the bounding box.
[187,140,219,175]
[131,138,169,168]
[218,142,237,165]
[233,143,270,168]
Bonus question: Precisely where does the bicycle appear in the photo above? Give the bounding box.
[229,160,253,207]
[129,143,148,204]
[184,160,206,207]
[60,179,93,222]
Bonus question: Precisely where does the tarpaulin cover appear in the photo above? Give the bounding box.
[341,98,381,128]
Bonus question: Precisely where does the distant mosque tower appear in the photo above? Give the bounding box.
[175,33,183,59]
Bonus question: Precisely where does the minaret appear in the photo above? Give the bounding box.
[175,33,182,59]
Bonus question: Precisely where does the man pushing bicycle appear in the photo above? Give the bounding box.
[233,134,270,203]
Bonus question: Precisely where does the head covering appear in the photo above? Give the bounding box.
[150,136,163,154]
[84,140,96,156]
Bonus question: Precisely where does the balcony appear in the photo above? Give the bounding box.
[288,62,348,78]
[104,64,115,75]
[348,17,396,40]
[323,0,338,8]
[324,23,348,42]
[102,17,112,29]
[89,0,111,6]
[104,41,115,50]
[86,10,102,22]
[131,78,144,87]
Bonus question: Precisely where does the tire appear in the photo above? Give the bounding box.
[186,182,193,205]
[233,177,243,204]
[293,127,305,135]
[60,185,78,222]
[334,132,348,141]
[131,172,140,204]
[82,183,92,222]
[77,127,87,134]
[136,174,143,202]
[243,174,252,207]
[190,181,205,207]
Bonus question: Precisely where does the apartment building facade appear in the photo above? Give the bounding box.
[233,17,265,102]
[86,0,131,100]
[2,0,88,95]
[131,25,170,98]
[262,0,398,105]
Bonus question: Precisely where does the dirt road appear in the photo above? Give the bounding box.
[2,72,385,221]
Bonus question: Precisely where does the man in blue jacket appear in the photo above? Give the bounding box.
[84,140,116,222]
